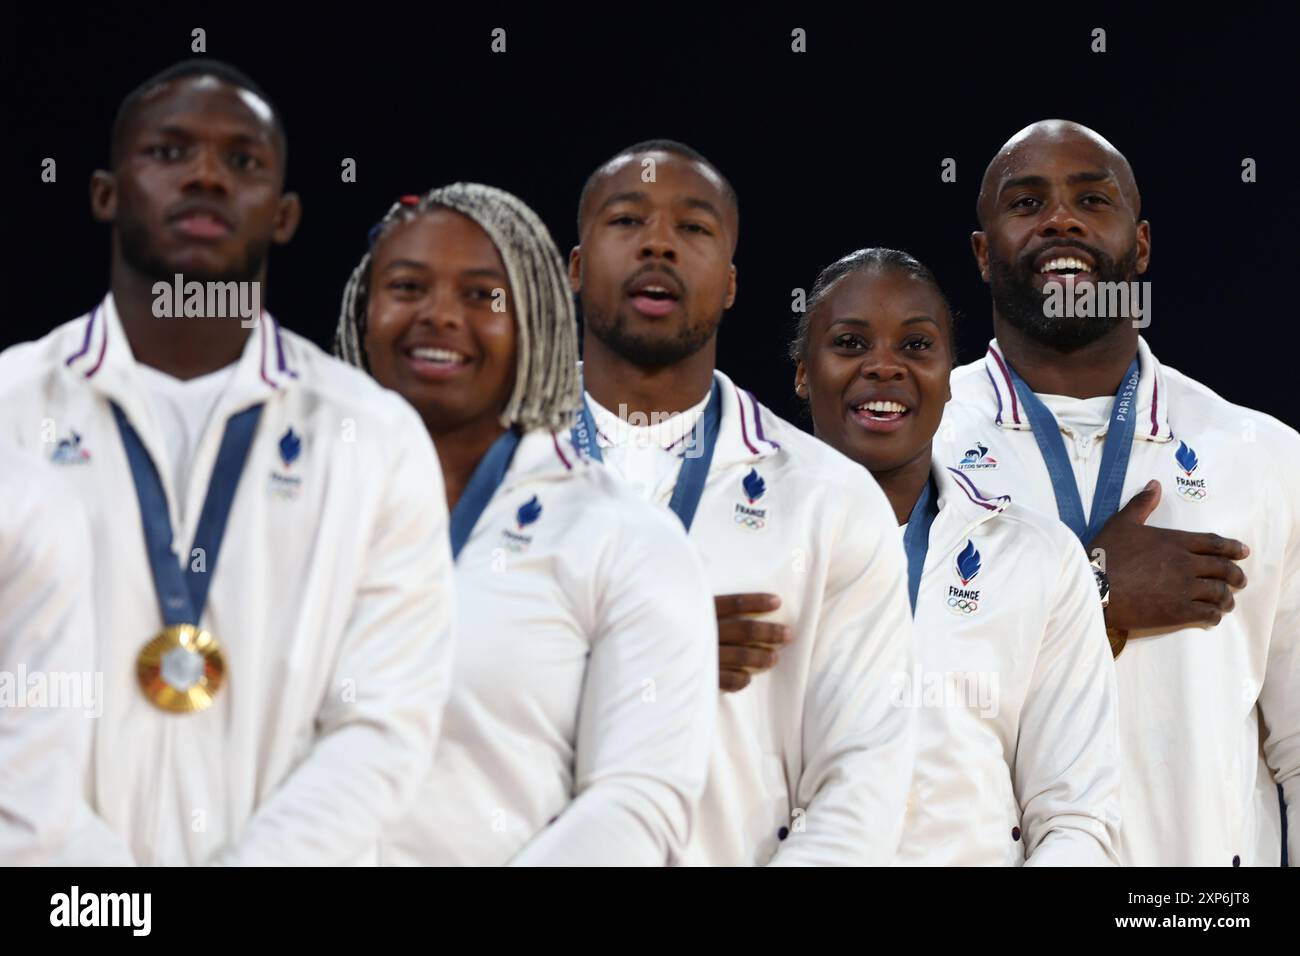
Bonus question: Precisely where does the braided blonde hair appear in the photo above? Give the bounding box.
[335,182,580,431]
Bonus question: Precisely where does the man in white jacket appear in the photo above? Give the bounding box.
[0,441,133,865]
[0,59,456,865]
[938,119,1299,866]
[568,139,915,865]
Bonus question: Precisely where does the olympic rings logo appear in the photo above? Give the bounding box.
[947,597,979,614]
[734,513,766,530]
[1179,487,1207,500]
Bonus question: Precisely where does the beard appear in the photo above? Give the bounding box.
[989,239,1138,352]
[583,298,722,371]
[118,214,269,285]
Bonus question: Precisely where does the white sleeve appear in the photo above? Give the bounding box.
[510,507,717,866]
[210,410,456,866]
[1261,461,1300,867]
[769,489,916,866]
[1017,534,1121,867]
[0,445,134,866]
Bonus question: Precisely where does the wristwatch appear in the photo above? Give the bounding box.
[1091,559,1127,657]
[1090,559,1110,609]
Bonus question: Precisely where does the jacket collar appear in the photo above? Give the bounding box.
[64,293,298,417]
[707,368,783,469]
[63,294,299,494]
[932,460,1010,548]
[981,335,1172,443]
[574,362,783,469]
[498,427,589,496]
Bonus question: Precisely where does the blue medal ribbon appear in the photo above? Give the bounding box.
[571,379,722,532]
[449,429,522,560]
[1006,357,1140,546]
[902,474,939,615]
[111,402,264,628]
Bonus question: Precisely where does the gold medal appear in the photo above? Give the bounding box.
[136,624,226,713]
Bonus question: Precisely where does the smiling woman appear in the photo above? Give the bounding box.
[332,182,720,867]
[337,186,577,426]
[793,247,1122,867]
[791,247,955,524]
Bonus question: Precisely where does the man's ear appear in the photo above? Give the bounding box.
[568,245,582,294]
[970,231,990,284]
[272,193,303,245]
[724,263,737,309]
[90,170,117,224]
[794,360,808,398]
[1135,220,1152,275]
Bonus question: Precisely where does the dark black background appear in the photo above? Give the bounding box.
[8,865,1290,939]
[9,3,1297,429]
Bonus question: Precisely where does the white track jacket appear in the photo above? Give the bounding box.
[938,336,1299,866]
[0,294,456,866]
[383,429,718,866]
[897,462,1120,866]
[585,368,916,866]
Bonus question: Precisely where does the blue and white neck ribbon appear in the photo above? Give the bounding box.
[902,475,940,615]
[1006,357,1140,545]
[449,429,523,560]
[571,379,722,533]
[112,402,264,627]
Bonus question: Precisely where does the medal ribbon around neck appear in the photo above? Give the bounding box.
[1005,357,1140,545]
[449,429,523,560]
[571,378,722,533]
[112,401,263,713]
[902,474,940,615]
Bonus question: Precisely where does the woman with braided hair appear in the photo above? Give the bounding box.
[336,183,718,865]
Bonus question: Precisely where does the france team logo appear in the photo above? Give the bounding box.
[269,426,304,499]
[279,427,302,467]
[947,540,982,616]
[516,495,542,529]
[955,540,982,585]
[503,495,542,553]
[1173,440,1208,502]
[734,468,768,532]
